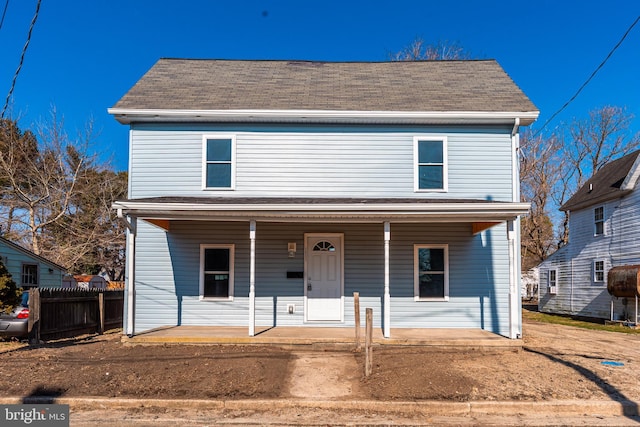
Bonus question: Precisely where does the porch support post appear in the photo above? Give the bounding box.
[249,220,256,337]
[507,219,519,339]
[383,221,391,338]
[125,216,137,337]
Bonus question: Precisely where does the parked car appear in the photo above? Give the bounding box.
[0,291,29,338]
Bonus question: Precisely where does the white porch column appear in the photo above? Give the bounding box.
[125,216,137,337]
[507,219,519,339]
[384,221,391,338]
[249,220,256,337]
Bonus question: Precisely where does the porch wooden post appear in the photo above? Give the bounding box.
[249,220,256,337]
[28,288,40,345]
[507,220,518,339]
[383,221,391,338]
[354,292,361,351]
[365,308,373,376]
[98,292,105,335]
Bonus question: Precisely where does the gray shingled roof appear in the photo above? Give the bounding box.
[112,58,538,114]
[561,150,640,212]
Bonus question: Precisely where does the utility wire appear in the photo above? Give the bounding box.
[532,15,640,138]
[0,0,9,32]
[1,0,41,119]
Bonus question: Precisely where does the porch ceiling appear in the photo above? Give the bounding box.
[113,197,530,223]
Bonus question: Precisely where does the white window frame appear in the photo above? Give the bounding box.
[199,244,235,300]
[548,269,557,294]
[21,263,38,287]
[594,206,604,236]
[202,135,236,190]
[414,244,449,301]
[413,136,448,192]
[593,260,605,283]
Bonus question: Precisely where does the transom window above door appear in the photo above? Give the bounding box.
[313,241,336,252]
[203,136,235,189]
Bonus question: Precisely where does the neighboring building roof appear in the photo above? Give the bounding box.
[73,275,106,283]
[109,58,539,125]
[561,150,640,212]
[0,235,67,271]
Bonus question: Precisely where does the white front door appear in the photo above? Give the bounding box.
[305,234,343,322]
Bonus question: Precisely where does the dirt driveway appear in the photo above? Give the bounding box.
[1,311,640,423]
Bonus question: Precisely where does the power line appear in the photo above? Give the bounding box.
[1,0,41,119]
[0,0,9,32]
[532,15,640,138]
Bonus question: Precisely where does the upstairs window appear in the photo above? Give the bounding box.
[203,136,235,189]
[22,263,38,287]
[594,206,604,236]
[414,137,447,191]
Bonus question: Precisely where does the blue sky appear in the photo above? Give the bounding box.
[1,0,639,171]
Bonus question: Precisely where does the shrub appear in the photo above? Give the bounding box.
[0,260,21,313]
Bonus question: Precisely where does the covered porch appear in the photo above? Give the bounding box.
[121,325,521,349]
[114,197,530,340]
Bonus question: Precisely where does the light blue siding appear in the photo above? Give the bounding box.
[0,241,65,288]
[128,124,514,201]
[129,221,511,336]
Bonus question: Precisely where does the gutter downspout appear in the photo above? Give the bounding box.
[570,258,574,313]
[249,220,256,337]
[509,118,522,339]
[383,221,391,338]
[118,209,136,337]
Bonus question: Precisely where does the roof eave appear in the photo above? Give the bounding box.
[107,108,539,126]
[0,236,67,272]
[113,200,531,223]
[560,190,632,212]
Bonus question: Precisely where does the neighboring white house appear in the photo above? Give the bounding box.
[538,150,640,320]
[109,58,538,339]
[0,236,66,288]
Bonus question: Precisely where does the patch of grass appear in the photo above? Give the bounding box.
[523,308,640,334]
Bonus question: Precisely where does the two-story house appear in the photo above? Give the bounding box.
[109,59,538,339]
[539,150,640,321]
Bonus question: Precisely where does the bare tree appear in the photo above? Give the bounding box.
[519,131,563,270]
[0,110,92,254]
[0,111,127,276]
[554,106,640,246]
[566,106,639,188]
[390,37,473,61]
[41,169,127,277]
[0,118,39,240]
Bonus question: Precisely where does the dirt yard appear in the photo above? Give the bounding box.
[1,310,640,403]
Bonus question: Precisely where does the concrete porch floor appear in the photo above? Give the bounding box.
[121,326,521,349]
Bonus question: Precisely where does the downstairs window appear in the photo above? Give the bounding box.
[200,244,234,299]
[414,244,449,301]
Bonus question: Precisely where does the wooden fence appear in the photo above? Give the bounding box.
[28,288,124,341]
